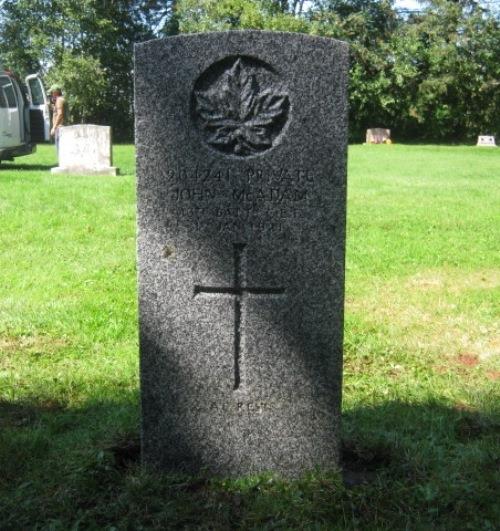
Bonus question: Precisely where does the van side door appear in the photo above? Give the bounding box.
[0,75,22,148]
[25,75,50,142]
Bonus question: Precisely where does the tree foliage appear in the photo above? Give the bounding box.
[45,52,108,124]
[0,0,155,139]
[1,0,498,141]
[392,0,500,139]
[175,0,500,141]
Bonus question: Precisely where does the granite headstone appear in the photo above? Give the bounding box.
[135,31,348,477]
[51,124,118,175]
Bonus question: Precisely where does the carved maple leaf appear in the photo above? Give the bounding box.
[195,59,288,156]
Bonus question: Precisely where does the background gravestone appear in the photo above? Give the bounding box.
[135,31,348,477]
[366,128,391,144]
[476,135,496,147]
[51,124,118,175]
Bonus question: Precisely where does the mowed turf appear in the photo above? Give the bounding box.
[0,144,498,529]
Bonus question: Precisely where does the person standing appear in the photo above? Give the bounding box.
[49,84,65,155]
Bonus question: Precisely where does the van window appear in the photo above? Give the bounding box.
[0,83,7,108]
[28,77,45,105]
[0,76,18,108]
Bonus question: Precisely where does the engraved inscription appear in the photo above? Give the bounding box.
[237,401,268,415]
[168,187,308,203]
[192,56,290,157]
[163,163,314,185]
[232,188,307,202]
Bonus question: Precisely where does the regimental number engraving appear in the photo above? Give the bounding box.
[194,243,285,390]
[192,56,290,157]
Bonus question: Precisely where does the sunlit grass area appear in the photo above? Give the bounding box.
[0,144,498,529]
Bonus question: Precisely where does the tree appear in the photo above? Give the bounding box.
[392,0,500,140]
[175,0,311,33]
[175,0,499,141]
[2,0,497,141]
[0,0,52,75]
[175,0,402,140]
[0,0,156,139]
[45,52,107,124]
[309,0,401,139]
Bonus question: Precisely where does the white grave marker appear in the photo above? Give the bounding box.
[476,136,496,147]
[366,128,391,144]
[51,124,118,175]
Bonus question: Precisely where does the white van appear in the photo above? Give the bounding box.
[0,67,50,162]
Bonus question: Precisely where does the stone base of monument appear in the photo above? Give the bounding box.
[50,124,119,176]
[51,166,118,176]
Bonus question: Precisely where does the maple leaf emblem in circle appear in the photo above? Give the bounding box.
[194,58,289,156]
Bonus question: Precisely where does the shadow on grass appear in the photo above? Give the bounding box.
[0,162,55,171]
[0,396,498,528]
[1,395,497,479]
[0,398,65,429]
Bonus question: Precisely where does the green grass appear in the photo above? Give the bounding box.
[1,144,499,529]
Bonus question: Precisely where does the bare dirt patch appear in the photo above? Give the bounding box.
[107,434,141,469]
[456,352,480,368]
[341,440,393,487]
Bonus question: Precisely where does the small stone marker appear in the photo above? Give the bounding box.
[51,124,117,175]
[477,135,496,147]
[135,31,348,477]
[366,128,391,144]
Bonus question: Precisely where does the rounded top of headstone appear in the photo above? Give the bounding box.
[135,30,349,50]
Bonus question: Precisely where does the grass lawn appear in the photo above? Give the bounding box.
[0,144,498,529]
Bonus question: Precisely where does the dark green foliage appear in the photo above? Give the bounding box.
[391,0,500,141]
[174,0,500,142]
[0,0,157,140]
[0,1,498,140]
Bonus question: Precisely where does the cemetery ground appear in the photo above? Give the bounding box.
[0,144,498,530]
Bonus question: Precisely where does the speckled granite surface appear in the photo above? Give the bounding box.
[135,31,348,477]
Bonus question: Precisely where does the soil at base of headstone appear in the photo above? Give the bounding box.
[341,440,393,487]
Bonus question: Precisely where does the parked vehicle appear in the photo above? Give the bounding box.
[0,66,50,162]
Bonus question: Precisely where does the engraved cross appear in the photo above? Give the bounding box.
[194,243,285,390]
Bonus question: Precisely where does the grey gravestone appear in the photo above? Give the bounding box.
[366,128,391,144]
[135,31,348,477]
[51,124,118,175]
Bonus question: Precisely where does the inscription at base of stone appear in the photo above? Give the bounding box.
[135,31,348,478]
